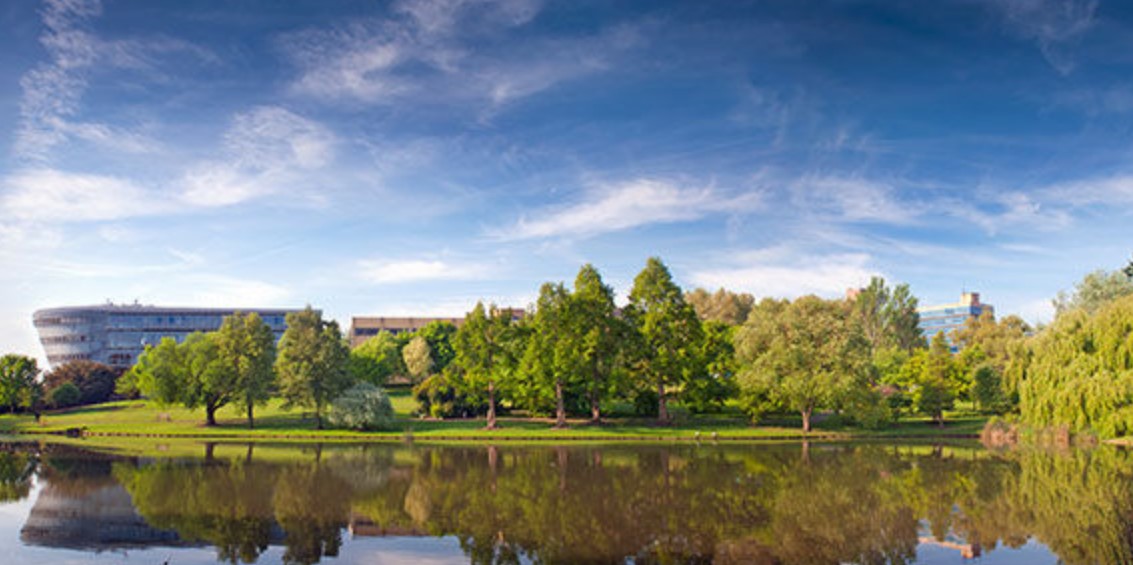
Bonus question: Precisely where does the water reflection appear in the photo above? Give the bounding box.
[7,441,1133,564]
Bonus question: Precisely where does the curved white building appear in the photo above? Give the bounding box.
[33,304,306,370]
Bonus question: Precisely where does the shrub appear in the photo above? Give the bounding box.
[50,382,82,408]
[327,382,394,431]
[43,360,119,405]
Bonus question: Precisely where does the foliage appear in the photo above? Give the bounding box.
[349,331,404,386]
[625,257,703,422]
[43,360,119,406]
[276,307,353,430]
[326,382,395,431]
[0,354,39,414]
[912,333,958,425]
[970,363,1010,414]
[735,295,868,432]
[452,302,524,429]
[1053,269,1133,317]
[683,320,738,413]
[852,276,924,352]
[401,335,433,383]
[1021,293,1133,437]
[518,282,575,425]
[215,312,277,429]
[684,287,754,325]
[49,382,82,408]
[415,321,458,372]
[128,332,241,426]
[570,263,626,422]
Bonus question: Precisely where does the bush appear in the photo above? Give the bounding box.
[43,360,119,405]
[50,383,82,408]
[412,370,485,418]
[327,382,394,431]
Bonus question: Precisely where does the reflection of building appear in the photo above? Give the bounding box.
[21,481,186,550]
[918,536,981,558]
[33,304,307,369]
[349,309,525,348]
[917,292,994,348]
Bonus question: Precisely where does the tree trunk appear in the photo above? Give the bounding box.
[801,407,812,433]
[206,404,218,427]
[554,380,567,428]
[590,392,601,424]
[486,380,498,430]
[315,403,323,430]
[247,404,255,429]
[657,382,669,423]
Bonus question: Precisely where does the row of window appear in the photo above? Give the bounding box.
[40,334,92,344]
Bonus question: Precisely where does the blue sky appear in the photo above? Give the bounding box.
[2,0,1132,359]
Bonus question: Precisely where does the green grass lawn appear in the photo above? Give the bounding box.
[0,390,988,442]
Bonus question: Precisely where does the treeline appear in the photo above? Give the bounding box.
[378,258,1013,430]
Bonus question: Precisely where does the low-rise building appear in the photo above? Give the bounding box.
[349,308,525,348]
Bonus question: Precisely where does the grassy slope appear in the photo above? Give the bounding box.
[0,389,987,441]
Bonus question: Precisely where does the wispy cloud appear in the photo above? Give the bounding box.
[357,258,488,284]
[497,179,763,240]
[987,0,1097,75]
[789,175,915,224]
[690,247,879,299]
[1,168,171,222]
[180,106,336,207]
[282,0,641,111]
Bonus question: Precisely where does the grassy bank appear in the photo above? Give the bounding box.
[0,389,988,442]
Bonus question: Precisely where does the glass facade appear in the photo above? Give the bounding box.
[34,305,305,370]
[916,293,994,351]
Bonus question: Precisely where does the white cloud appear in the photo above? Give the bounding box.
[498,179,763,240]
[183,276,292,308]
[357,259,487,284]
[180,106,336,207]
[690,248,879,299]
[1,168,170,222]
[988,0,1097,75]
[1039,174,1133,207]
[790,175,915,224]
[282,0,639,110]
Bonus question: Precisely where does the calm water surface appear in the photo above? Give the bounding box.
[0,440,1124,564]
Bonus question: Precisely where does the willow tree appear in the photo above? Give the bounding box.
[276,307,353,430]
[453,302,523,429]
[735,295,868,432]
[625,257,702,423]
[215,312,276,429]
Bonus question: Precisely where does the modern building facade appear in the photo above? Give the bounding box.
[33,304,306,370]
[349,308,525,348]
[917,292,994,347]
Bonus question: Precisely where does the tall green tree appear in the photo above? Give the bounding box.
[453,303,522,429]
[852,276,924,352]
[520,282,575,427]
[215,312,276,429]
[914,333,958,426]
[0,355,38,414]
[571,264,625,423]
[625,257,703,423]
[181,332,234,426]
[683,319,738,413]
[276,307,353,430]
[735,295,868,432]
[349,331,404,386]
[416,321,458,371]
[128,337,185,408]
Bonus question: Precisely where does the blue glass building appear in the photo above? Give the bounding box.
[33,304,306,369]
[916,292,994,349]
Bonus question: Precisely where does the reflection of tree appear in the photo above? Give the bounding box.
[115,460,278,564]
[273,463,353,565]
[0,450,35,502]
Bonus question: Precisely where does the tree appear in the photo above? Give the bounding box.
[685,287,755,325]
[852,276,924,352]
[520,282,575,427]
[349,331,404,386]
[50,382,81,408]
[735,295,868,432]
[215,312,277,429]
[453,302,522,429]
[1054,269,1133,317]
[128,337,185,407]
[683,320,738,413]
[43,360,118,406]
[327,382,394,431]
[571,264,625,423]
[180,332,235,426]
[625,257,703,423]
[0,355,38,414]
[416,321,458,372]
[276,307,353,430]
[914,333,958,426]
[402,336,434,383]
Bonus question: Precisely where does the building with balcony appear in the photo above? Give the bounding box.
[33,303,307,370]
[916,292,994,348]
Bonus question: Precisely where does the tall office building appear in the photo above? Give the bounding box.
[917,292,994,347]
[33,304,307,370]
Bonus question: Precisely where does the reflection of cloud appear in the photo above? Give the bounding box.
[690,248,879,299]
[497,179,763,240]
[358,259,487,284]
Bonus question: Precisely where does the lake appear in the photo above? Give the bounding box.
[0,439,1125,564]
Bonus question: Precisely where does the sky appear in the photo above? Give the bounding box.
[2,0,1132,360]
